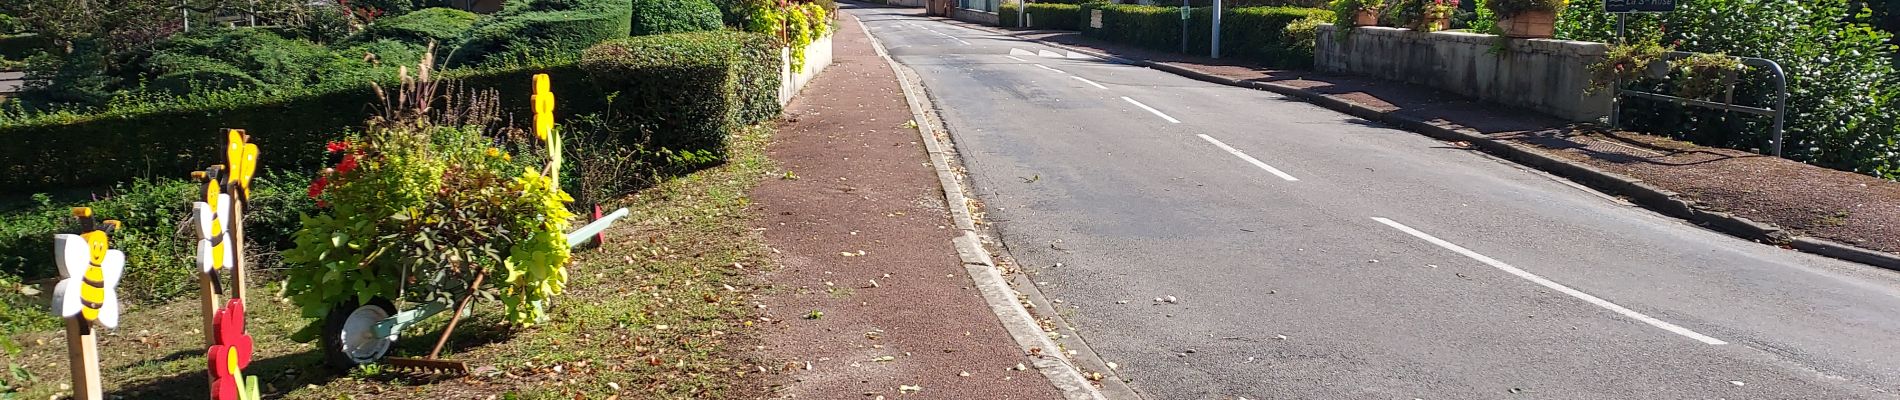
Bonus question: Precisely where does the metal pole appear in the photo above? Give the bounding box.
[1179,0,1188,54]
[1019,0,1027,28]
[1211,0,1222,58]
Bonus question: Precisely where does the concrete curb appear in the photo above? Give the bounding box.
[850,11,1113,400]
[954,23,1900,271]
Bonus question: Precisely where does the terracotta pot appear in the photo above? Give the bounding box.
[1499,10,1556,38]
[1353,9,1379,26]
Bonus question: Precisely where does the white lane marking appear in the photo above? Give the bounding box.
[1034,64,1067,74]
[1005,55,1029,62]
[1066,51,1097,60]
[1011,48,1036,56]
[1038,49,1065,58]
[1071,76,1108,90]
[921,28,972,45]
[1196,134,1299,181]
[1370,217,1729,346]
[1121,97,1180,124]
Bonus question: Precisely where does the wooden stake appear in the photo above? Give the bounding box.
[64,318,103,400]
[229,198,247,304]
[200,277,220,346]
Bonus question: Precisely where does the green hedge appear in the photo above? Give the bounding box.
[452,0,634,66]
[1079,3,1183,50]
[0,29,782,192]
[356,7,481,45]
[0,33,48,60]
[999,3,1085,30]
[1078,4,1327,67]
[579,30,780,155]
[631,0,724,35]
[1187,6,1331,67]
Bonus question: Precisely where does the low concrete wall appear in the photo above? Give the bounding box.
[780,34,836,105]
[949,8,1000,25]
[1315,25,1610,122]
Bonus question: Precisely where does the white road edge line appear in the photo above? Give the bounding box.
[1005,55,1029,62]
[1071,76,1107,89]
[1196,134,1299,181]
[1121,96,1180,124]
[1369,217,1729,346]
[1034,64,1067,74]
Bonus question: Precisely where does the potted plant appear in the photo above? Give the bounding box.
[1487,0,1566,38]
[1670,52,1748,99]
[1332,0,1387,27]
[1386,0,1456,32]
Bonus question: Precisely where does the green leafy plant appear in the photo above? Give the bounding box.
[1486,0,1564,18]
[1282,16,1325,58]
[630,0,724,36]
[1587,38,1670,94]
[282,58,576,339]
[1669,52,1747,100]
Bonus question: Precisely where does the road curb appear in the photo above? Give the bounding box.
[850,11,1115,400]
[959,24,1900,272]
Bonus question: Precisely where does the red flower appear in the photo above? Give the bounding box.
[308,176,328,199]
[335,154,360,175]
[326,141,351,153]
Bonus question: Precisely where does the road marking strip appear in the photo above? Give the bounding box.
[1370,217,1729,346]
[1196,134,1299,181]
[1005,55,1029,62]
[1034,64,1067,74]
[1121,97,1179,124]
[1071,76,1107,89]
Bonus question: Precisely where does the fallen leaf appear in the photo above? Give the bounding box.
[899,385,922,394]
[872,355,895,362]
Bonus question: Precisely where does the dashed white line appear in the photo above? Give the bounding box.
[1369,217,1729,346]
[1034,64,1067,74]
[1005,55,1029,62]
[1196,134,1299,181]
[1071,76,1108,89]
[1121,97,1180,124]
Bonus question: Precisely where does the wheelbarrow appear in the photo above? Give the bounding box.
[319,207,630,373]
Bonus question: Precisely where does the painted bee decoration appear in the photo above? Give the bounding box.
[52,208,125,329]
[195,165,235,294]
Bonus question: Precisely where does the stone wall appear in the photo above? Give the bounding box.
[1315,25,1611,122]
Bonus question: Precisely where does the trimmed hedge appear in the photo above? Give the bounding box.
[579,30,780,155]
[1077,4,1328,67]
[999,3,1085,30]
[0,33,48,60]
[452,0,634,66]
[1187,6,1331,67]
[356,7,481,45]
[630,0,724,35]
[0,30,784,192]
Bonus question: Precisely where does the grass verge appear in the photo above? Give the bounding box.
[3,126,775,399]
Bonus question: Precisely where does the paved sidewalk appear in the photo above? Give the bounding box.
[950,23,1900,263]
[746,12,1063,399]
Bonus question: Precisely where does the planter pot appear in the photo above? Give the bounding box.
[1499,10,1556,38]
[1353,9,1379,26]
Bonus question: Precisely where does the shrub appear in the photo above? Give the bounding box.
[355,7,481,45]
[630,0,724,35]
[1079,3,1185,50]
[1188,6,1332,66]
[0,33,48,60]
[1486,0,1564,17]
[1281,16,1324,62]
[580,30,780,156]
[452,0,634,66]
[1000,3,1085,30]
[0,172,314,307]
[1556,0,1900,179]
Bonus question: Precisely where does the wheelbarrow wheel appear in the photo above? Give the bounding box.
[321,297,397,369]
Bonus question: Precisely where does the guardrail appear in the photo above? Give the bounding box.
[1610,51,1788,157]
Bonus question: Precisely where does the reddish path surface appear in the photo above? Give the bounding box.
[747,12,1062,399]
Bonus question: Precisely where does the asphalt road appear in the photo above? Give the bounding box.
[847,4,1900,399]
